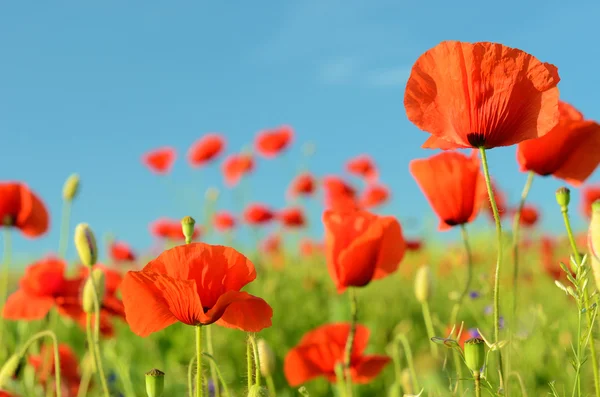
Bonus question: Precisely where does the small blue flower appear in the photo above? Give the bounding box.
[484,305,493,315]
[468,328,481,338]
[208,379,216,397]
[469,291,480,299]
[499,316,505,330]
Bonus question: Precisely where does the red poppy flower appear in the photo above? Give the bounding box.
[299,238,324,257]
[405,239,423,252]
[121,243,273,336]
[0,182,49,238]
[278,207,306,228]
[346,155,378,182]
[255,125,294,158]
[581,185,600,218]
[410,151,486,231]
[0,391,17,397]
[150,218,201,241]
[480,180,508,221]
[188,134,226,167]
[213,211,236,232]
[142,147,176,174]
[445,325,476,348]
[404,41,560,149]
[516,205,540,227]
[541,237,571,282]
[109,241,136,263]
[360,184,390,209]
[517,101,600,185]
[244,204,275,225]
[323,207,405,292]
[288,173,316,197]
[322,176,358,210]
[222,154,254,187]
[2,258,77,320]
[29,344,80,397]
[260,234,281,254]
[284,323,390,386]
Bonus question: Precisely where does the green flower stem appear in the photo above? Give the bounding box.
[76,353,94,397]
[202,353,232,397]
[246,336,253,390]
[452,349,464,394]
[196,325,204,397]
[266,374,276,397]
[89,269,110,397]
[343,288,358,397]
[205,326,220,397]
[478,146,504,379]
[449,224,474,336]
[474,371,482,397]
[397,334,419,391]
[249,334,261,387]
[188,356,195,397]
[58,199,72,260]
[421,301,438,359]
[561,205,600,397]
[334,363,348,397]
[511,171,534,321]
[0,229,12,344]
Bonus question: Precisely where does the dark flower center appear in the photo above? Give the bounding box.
[467,132,486,148]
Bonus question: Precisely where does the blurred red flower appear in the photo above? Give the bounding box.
[517,101,600,185]
[255,125,294,158]
[346,155,378,182]
[288,172,316,197]
[299,238,324,257]
[405,41,560,150]
[322,176,358,211]
[284,323,390,386]
[142,147,176,174]
[582,185,600,218]
[244,204,275,225]
[0,182,49,238]
[541,237,571,282]
[222,153,254,187]
[109,240,136,263]
[213,211,236,232]
[188,134,226,167]
[323,207,405,292]
[29,344,81,397]
[517,205,540,228]
[121,243,273,336]
[360,184,390,209]
[278,207,306,228]
[405,239,423,252]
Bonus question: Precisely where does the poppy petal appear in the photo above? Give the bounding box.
[373,216,406,280]
[284,345,329,386]
[209,291,273,331]
[352,355,391,383]
[3,290,54,320]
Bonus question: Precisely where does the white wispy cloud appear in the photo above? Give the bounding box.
[366,67,411,87]
[318,57,359,84]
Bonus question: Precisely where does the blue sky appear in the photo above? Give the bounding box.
[1,0,600,263]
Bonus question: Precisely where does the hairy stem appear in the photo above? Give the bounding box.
[343,288,358,397]
[196,325,204,397]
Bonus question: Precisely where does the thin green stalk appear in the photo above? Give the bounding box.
[397,334,419,391]
[508,372,528,397]
[58,199,72,260]
[474,372,482,397]
[511,171,534,322]
[452,349,464,394]
[266,375,276,397]
[202,353,232,397]
[334,363,348,397]
[421,301,438,358]
[206,325,220,397]
[561,206,600,397]
[572,304,583,397]
[0,228,12,344]
[249,334,261,387]
[188,356,195,397]
[196,325,204,397]
[76,352,94,397]
[450,224,474,335]
[343,288,358,397]
[390,343,403,383]
[478,146,504,379]
[247,337,253,390]
[89,271,110,397]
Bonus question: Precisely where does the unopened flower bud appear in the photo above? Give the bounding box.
[464,337,486,374]
[556,187,571,209]
[181,216,196,244]
[588,200,600,291]
[414,265,432,304]
[74,223,97,267]
[145,368,165,397]
[0,354,20,388]
[83,268,106,314]
[257,339,276,377]
[62,173,80,201]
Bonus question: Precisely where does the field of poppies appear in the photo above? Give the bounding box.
[2,40,600,397]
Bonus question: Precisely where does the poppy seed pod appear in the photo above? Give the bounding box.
[464,337,486,374]
[145,368,165,397]
[588,200,600,291]
[181,216,196,244]
[62,173,80,201]
[257,339,276,377]
[556,187,571,209]
[74,223,98,267]
[83,268,106,314]
[414,265,432,303]
[0,354,20,388]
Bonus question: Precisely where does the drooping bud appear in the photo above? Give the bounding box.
[556,187,571,209]
[0,354,21,388]
[82,268,106,314]
[74,223,98,267]
[257,339,276,377]
[62,173,80,202]
[181,216,196,244]
[145,368,165,397]
[464,337,486,374]
[414,265,432,304]
[588,200,600,292]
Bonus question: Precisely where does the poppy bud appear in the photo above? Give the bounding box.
[414,265,432,304]
[62,173,80,201]
[0,354,20,388]
[588,200,600,291]
[555,187,571,209]
[247,384,266,397]
[145,368,165,397]
[205,187,220,203]
[257,339,276,377]
[83,268,106,314]
[464,337,486,374]
[181,216,196,244]
[74,223,98,267]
